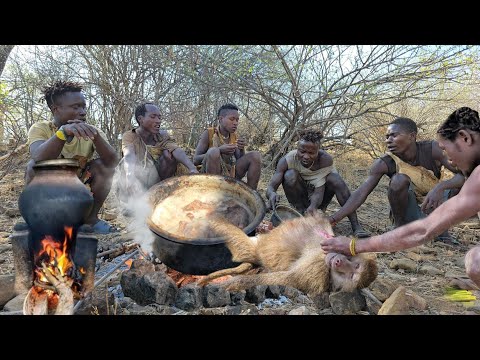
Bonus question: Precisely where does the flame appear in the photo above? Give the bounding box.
[125,259,133,268]
[35,226,74,280]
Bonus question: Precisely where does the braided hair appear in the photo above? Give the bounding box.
[437,107,480,140]
[43,81,83,110]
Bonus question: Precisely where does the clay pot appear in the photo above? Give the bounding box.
[18,159,94,237]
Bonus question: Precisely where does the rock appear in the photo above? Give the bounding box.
[368,278,397,302]
[0,275,15,308]
[378,286,427,315]
[2,292,27,312]
[245,285,267,304]
[175,284,203,311]
[389,258,417,272]
[288,306,316,315]
[329,290,366,315]
[310,292,330,310]
[202,284,230,308]
[405,251,423,262]
[418,265,443,276]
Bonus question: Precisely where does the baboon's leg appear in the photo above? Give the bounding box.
[209,218,258,263]
[223,271,291,292]
[197,262,254,286]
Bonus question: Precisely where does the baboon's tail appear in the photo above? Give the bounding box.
[223,271,291,292]
[208,217,258,264]
[197,262,254,286]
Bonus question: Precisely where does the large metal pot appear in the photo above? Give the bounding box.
[146,174,266,275]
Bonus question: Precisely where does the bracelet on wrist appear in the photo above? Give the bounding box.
[55,128,67,141]
[349,236,357,256]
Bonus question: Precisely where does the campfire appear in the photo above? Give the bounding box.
[11,222,98,315]
[23,226,82,315]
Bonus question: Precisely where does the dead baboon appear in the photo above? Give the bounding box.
[199,212,377,295]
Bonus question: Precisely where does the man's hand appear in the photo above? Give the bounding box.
[219,143,237,155]
[236,137,247,151]
[305,206,318,217]
[320,236,352,255]
[63,120,97,141]
[162,149,173,160]
[420,186,444,212]
[268,192,279,210]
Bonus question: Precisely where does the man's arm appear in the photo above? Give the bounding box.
[321,166,480,255]
[330,158,386,224]
[421,141,465,211]
[89,130,119,168]
[172,148,199,173]
[30,137,66,162]
[266,157,288,210]
[193,130,209,166]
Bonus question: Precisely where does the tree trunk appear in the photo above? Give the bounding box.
[0,45,14,76]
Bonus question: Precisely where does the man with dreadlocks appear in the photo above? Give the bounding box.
[322,107,480,289]
[328,117,465,244]
[266,130,369,238]
[26,80,119,234]
[194,103,262,190]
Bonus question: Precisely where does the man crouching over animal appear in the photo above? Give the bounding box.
[199,213,377,295]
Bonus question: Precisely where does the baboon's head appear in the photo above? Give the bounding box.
[325,253,378,292]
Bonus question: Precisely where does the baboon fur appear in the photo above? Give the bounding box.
[199,212,377,295]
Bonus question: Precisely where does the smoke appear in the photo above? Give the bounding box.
[123,193,154,254]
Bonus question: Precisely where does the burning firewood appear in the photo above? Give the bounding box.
[23,262,74,315]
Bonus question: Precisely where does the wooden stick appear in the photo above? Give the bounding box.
[360,288,383,306]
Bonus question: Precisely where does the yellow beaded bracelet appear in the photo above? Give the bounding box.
[349,236,357,256]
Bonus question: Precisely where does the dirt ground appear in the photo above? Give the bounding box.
[1,148,479,315]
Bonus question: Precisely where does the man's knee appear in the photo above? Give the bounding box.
[283,169,300,186]
[25,159,36,184]
[325,172,345,189]
[465,246,480,285]
[389,173,410,193]
[247,150,262,165]
[205,147,221,161]
[88,159,115,180]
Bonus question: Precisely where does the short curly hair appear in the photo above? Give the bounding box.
[43,80,83,110]
[437,107,480,140]
[217,103,239,118]
[134,102,157,123]
[298,130,324,145]
[389,117,417,134]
